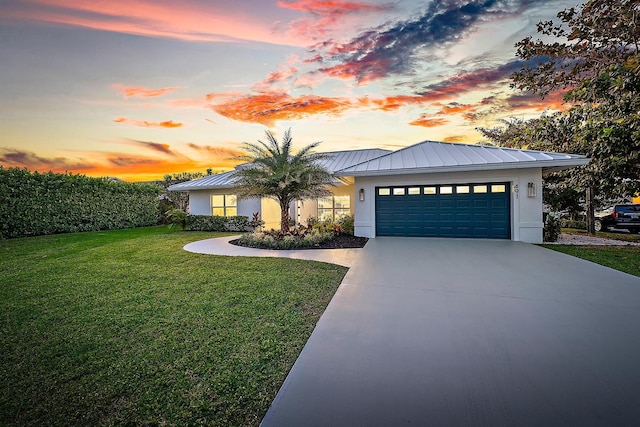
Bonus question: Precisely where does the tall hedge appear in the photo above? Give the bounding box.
[0,167,162,238]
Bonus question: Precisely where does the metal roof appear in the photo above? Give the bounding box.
[168,148,391,191]
[167,170,237,191]
[334,141,589,176]
[169,142,589,191]
[318,148,391,173]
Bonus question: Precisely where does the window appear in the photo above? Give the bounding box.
[393,188,405,196]
[423,187,436,195]
[491,184,506,193]
[211,194,237,216]
[408,187,421,195]
[474,185,487,193]
[378,188,391,196]
[457,186,470,194]
[440,186,453,194]
[318,195,350,221]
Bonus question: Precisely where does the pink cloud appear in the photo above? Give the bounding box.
[112,84,183,98]
[277,0,393,41]
[252,67,299,92]
[9,0,305,46]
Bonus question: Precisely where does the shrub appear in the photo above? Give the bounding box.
[544,214,562,242]
[165,209,188,230]
[237,227,333,249]
[0,167,161,238]
[225,216,250,232]
[186,215,249,232]
[337,215,355,235]
[560,219,587,230]
[248,212,265,230]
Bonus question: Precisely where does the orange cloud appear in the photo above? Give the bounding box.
[409,116,448,128]
[443,135,467,143]
[368,94,428,111]
[436,103,479,115]
[112,84,182,98]
[0,145,239,182]
[114,117,183,128]
[206,91,353,125]
[506,89,567,112]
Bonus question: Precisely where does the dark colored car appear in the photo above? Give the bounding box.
[595,204,640,233]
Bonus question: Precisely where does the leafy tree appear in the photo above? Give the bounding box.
[232,129,334,232]
[158,171,205,213]
[479,0,640,229]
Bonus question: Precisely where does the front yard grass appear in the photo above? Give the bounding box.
[542,244,640,277]
[0,227,347,426]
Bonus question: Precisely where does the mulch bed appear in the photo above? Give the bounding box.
[230,234,368,250]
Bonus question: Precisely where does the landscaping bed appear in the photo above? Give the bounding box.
[231,233,368,250]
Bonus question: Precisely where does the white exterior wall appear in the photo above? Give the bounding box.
[352,168,543,243]
[297,184,355,225]
[188,190,212,215]
[187,190,260,218]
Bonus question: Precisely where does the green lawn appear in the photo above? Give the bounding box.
[543,230,640,277]
[0,227,347,426]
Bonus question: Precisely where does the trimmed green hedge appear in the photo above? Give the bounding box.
[186,215,249,232]
[0,167,162,238]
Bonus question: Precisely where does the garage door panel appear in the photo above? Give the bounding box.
[376,183,510,239]
[440,200,455,209]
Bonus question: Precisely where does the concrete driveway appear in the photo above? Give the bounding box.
[261,237,640,426]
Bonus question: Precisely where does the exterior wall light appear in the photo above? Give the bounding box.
[359,188,365,201]
[527,182,537,198]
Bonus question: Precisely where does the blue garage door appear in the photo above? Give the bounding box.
[375,183,511,239]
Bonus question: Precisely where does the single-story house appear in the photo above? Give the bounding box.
[168,140,589,243]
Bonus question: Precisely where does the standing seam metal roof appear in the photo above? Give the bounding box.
[334,140,589,176]
[167,148,392,191]
[169,141,588,190]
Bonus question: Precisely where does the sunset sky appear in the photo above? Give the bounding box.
[0,0,575,181]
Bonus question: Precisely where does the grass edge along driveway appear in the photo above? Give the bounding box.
[0,227,347,426]
[541,244,640,277]
[542,229,640,277]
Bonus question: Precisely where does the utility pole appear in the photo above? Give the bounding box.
[586,187,595,234]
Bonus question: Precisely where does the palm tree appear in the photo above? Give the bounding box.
[232,129,334,232]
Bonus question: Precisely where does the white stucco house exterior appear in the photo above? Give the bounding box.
[168,140,589,244]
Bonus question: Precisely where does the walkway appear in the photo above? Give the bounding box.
[184,235,361,267]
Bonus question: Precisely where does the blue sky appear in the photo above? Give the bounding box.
[0,0,575,180]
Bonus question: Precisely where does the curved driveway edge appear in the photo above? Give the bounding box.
[262,237,640,426]
[183,235,362,267]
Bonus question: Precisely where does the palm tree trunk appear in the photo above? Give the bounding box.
[280,199,290,232]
